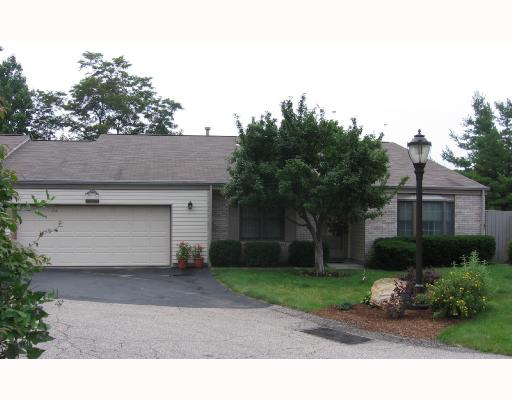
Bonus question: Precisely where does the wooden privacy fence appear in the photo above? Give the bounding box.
[485,210,512,262]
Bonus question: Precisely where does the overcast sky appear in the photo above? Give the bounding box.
[2,1,512,166]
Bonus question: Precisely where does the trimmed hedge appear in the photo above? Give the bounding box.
[209,240,242,267]
[369,238,415,270]
[288,241,330,267]
[243,241,281,267]
[368,235,496,270]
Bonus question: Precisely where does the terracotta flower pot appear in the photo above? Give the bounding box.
[178,259,188,269]
[194,258,204,268]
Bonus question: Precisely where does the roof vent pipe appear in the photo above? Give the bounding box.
[205,127,211,136]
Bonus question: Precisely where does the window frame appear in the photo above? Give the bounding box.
[397,200,455,236]
[239,206,285,241]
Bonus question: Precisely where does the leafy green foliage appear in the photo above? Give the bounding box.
[0,149,54,358]
[175,241,192,261]
[368,235,495,270]
[242,241,281,267]
[428,252,490,319]
[209,240,242,267]
[0,52,33,134]
[288,240,330,267]
[29,90,67,140]
[225,95,399,274]
[443,93,512,210]
[1,48,183,140]
[368,238,416,270]
[65,52,182,139]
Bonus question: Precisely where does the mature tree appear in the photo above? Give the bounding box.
[0,51,33,135]
[443,93,512,210]
[66,52,182,139]
[28,90,67,140]
[224,96,399,275]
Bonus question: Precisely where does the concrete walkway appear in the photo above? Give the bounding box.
[32,268,503,359]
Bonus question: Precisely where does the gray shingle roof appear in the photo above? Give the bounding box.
[0,134,29,156]
[382,142,487,190]
[1,134,486,190]
[3,135,237,184]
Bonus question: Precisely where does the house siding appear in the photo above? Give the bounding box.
[455,193,484,235]
[16,188,209,264]
[364,196,398,257]
[212,190,229,241]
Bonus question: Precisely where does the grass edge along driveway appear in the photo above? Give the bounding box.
[211,265,512,356]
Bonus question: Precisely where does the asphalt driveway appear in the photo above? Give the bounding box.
[32,267,502,358]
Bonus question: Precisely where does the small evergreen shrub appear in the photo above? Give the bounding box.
[209,240,242,266]
[243,241,281,267]
[368,235,496,270]
[368,238,415,270]
[428,252,490,319]
[288,241,330,267]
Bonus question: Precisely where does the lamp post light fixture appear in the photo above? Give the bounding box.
[407,129,431,293]
[187,201,193,210]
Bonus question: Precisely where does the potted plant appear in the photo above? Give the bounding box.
[192,244,204,268]
[176,241,191,269]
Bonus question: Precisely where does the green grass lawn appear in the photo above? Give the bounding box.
[212,264,512,356]
[437,264,512,355]
[211,267,398,312]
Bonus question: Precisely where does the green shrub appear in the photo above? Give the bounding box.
[367,238,415,270]
[509,240,512,264]
[368,235,496,270]
[1,150,54,359]
[209,240,242,266]
[422,235,495,266]
[428,252,490,319]
[288,241,330,267]
[243,241,281,267]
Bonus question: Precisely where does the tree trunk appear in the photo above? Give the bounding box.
[299,211,326,276]
[314,236,325,275]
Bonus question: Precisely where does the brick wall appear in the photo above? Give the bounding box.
[364,195,398,257]
[455,193,483,235]
[296,224,312,240]
[212,190,229,240]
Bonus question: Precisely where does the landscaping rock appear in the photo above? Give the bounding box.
[370,278,405,308]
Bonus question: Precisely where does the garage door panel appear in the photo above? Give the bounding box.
[17,206,171,267]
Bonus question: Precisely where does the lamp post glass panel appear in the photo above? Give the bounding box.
[407,130,431,291]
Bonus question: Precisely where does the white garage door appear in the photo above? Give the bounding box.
[17,205,171,266]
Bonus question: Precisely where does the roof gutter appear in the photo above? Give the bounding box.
[14,179,227,188]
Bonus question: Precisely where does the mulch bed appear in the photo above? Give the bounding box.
[314,304,459,341]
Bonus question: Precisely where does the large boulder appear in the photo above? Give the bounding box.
[370,278,405,308]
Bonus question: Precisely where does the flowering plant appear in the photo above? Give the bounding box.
[428,251,490,319]
[176,241,192,261]
[191,244,204,259]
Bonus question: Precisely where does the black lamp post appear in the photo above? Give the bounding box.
[407,129,431,292]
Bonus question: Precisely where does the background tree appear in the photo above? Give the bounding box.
[224,96,399,275]
[0,50,33,135]
[443,93,512,210]
[65,52,182,139]
[28,90,67,140]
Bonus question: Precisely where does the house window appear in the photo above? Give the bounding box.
[397,201,454,236]
[240,207,285,240]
